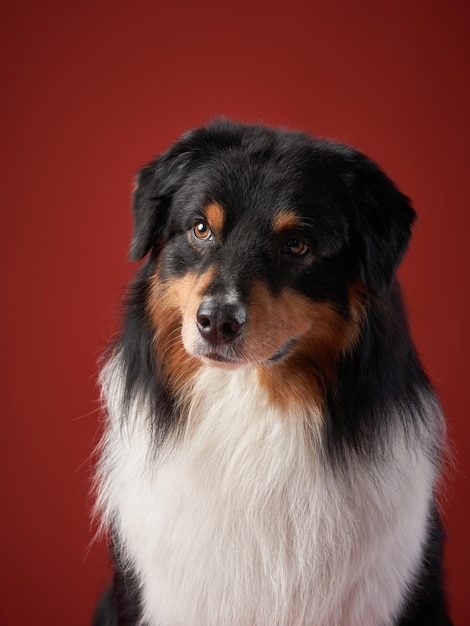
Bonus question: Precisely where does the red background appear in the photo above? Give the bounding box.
[1,1,469,624]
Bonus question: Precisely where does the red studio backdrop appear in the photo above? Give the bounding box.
[1,1,469,624]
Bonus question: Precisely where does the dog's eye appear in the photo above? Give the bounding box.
[193,221,212,241]
[283,238,309,256]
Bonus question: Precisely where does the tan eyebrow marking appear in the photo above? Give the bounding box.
[273,211,300,233]
[204,202,225,232]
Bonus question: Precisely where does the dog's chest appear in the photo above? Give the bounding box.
[111,367,432,626]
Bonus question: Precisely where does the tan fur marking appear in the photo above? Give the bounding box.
[205,202,225,233]
[273,211,300,233]
[148,268,215,391]
[253,283,367,412]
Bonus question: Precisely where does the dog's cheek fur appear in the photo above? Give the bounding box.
[254,283,367,411]
[147,267,220,391]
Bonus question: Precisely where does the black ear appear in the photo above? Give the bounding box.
[129,145,194,261]
[345,157,416,295]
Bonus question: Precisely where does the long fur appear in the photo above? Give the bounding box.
[93,120,452,625]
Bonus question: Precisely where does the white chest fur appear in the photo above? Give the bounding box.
[99,361,435,626]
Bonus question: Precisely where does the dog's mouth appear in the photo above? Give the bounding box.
[193,337,298,369]
[194,344,245,369]
[198,352,244,370]
[266,338,297,363]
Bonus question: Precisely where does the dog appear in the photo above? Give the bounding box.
[93,120,452,625]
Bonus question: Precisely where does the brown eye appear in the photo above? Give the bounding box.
[284,238,309,256]
[193,220,212,241]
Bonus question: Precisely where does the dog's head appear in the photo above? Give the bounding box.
[131,121,415,393]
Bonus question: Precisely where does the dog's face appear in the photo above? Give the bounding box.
[130,122,415,401]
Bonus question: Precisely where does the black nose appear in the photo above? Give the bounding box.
[196,299,247,345]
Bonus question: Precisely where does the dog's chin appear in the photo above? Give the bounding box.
[189,337,298,370]
[198,354,245,370]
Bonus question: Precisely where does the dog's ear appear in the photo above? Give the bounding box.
[344,157,416,295]
[129,146,193,261]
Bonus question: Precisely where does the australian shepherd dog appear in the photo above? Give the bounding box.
[93,120,452,625]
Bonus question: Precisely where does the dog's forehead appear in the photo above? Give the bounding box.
[173,169,299,234]
[183,156,338,226]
